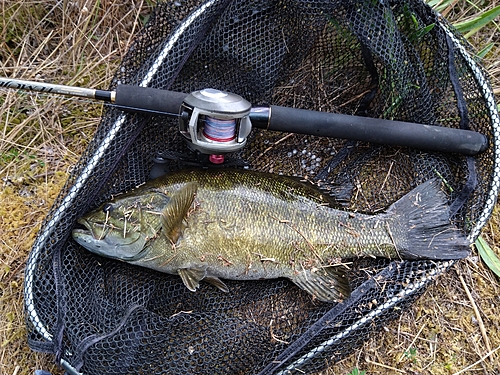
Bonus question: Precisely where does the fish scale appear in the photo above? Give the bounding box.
[73,169,470,302]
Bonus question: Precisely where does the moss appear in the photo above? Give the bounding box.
[0,170,67,375]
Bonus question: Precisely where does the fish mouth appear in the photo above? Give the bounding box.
[74,217,108,240]
[74,217,92,235]
[73,217,147,261]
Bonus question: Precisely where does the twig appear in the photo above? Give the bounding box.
[458,274,492,358]
[269,319,289,344]
[259,133,295,155]
[398,321,426,362]
[4,260,26,283]
[379,160,394,193]
[169,310,193,318]
[285,222,323,263]
[365,359,406,373]
[337,89,372,109]
[452,345,500,375]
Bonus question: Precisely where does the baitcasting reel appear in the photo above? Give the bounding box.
[0,77,489,160]
[179,88,252,162]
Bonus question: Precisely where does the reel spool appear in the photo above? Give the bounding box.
[179,88,252,162]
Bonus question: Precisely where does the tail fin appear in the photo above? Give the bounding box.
[388,179,470,260]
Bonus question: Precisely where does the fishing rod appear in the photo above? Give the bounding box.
[0,77,488,158]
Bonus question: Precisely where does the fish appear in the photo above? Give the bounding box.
[72,169,470,302]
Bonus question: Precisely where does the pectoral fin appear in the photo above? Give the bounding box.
[291,266,351,303]
[162,182,198,243]
[178,267,206,292]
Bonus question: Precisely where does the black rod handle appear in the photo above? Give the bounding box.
[250,105,488,156]
[115,84,188,115]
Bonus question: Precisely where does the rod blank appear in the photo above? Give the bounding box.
[0,77,113,102]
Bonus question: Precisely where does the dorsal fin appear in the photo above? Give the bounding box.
[161,182,198,243]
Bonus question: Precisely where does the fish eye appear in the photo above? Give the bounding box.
[102,203,114,213]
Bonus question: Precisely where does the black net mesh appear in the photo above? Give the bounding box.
[24,1,500,374]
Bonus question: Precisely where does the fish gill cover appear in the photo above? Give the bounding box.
[24,0,500,374]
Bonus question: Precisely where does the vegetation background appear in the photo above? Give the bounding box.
[0,0,498,374]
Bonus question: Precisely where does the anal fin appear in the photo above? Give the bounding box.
[291,266,351,303]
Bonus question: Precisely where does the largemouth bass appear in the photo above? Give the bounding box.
[72,169,469,302]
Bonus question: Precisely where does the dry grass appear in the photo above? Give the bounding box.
[0,1,153,374]
[0,1,499,375]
